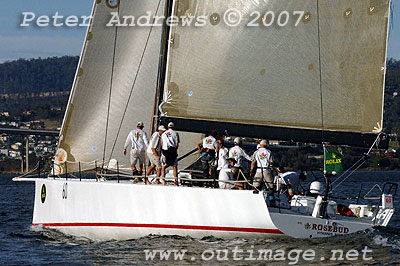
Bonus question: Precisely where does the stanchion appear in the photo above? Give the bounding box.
[117,161,120,183]
[79,162,82,181]
[65,162,68,180]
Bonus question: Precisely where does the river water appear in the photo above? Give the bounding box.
[1,172,400,265]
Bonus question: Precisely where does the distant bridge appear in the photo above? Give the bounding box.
[0,127,59,136]
[0,127,60,173]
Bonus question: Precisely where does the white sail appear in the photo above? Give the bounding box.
[161,0,390,136]
[58,0,202,172]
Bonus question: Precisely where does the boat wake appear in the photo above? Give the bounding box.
[27,225,400,250]
[369,227,400,250]
[20,226,400,264]
[29,225,92,245]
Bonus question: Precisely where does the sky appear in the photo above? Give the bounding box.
[0,1,93,62]
[0,0,399,62]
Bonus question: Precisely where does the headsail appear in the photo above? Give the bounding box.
[160,0,391,147]
[57,0,202,173]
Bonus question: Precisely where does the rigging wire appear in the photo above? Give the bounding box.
[330,135,381,192]
[106,0,163,168]
[331,160,366,192]
[102,5,120,170]
[330,156,365,186]
[363,184,383,198]
[316,0,325,141]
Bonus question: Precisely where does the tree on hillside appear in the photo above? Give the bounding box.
[384,58,400,135]
[0,56,78,94]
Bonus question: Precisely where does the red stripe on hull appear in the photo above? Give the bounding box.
[32,222,284,235]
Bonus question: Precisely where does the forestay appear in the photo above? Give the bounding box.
[160,0,390,145]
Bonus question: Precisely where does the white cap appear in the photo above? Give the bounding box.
[310,181,322,195]
[137,121,144,127]
[260,140,268,146]
[168,122,175,128]
[234,137,241,144]
[158,125,166,131]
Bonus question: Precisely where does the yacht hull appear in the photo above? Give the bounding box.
[28,179,380,240]
[32,179,282,240]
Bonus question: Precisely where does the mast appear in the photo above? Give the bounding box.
[151,0,175,134]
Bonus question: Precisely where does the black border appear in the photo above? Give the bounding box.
[160,117,385,148]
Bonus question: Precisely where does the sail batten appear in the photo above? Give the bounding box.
[160,0,390,145]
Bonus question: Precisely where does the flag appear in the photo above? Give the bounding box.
[324,148,343,174]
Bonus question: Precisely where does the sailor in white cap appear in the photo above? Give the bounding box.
[228,137,252,169]
[145,125,167,184]
[124,121,149,176]
[251,139,274,194]
[161,122,180,185]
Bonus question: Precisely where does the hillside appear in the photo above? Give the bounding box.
[0,56,399,173]
[0,57,78,120]
[0,56,78,94]
[384,58,400,135]
[1,56,399,135]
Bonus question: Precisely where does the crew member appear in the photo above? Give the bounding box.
[250,140,274,192]
[228,137,252,170]
[161,122,180,185]
[218,157,236,189]
[124,122,149,176]
[217,139,229,174]
[145,125,166,184]
[277,166,307,199]
[197,130,219,179]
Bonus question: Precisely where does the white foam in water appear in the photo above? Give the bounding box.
[29,224,92,245]
[373,234,400,250]
[30,224,43,232]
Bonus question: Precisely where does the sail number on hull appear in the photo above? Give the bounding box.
[62,183,68,200]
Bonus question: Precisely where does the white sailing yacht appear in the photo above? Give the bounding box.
[15,0,396,240]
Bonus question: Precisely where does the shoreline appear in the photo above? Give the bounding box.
[0,172,23,175]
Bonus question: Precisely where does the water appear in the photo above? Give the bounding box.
[1,172,400,265]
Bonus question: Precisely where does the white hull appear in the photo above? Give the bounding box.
[22,178,391,240]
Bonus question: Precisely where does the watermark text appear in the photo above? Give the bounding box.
[144,246,373,264]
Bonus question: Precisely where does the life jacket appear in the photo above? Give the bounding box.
[337,204,356,217]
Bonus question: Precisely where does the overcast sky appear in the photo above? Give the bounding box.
[0,0,399,62]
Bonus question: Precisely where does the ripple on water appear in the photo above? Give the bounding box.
[2,173,400,265]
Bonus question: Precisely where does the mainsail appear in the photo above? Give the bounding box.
[57,0,202,172]
[160,0,391,147]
